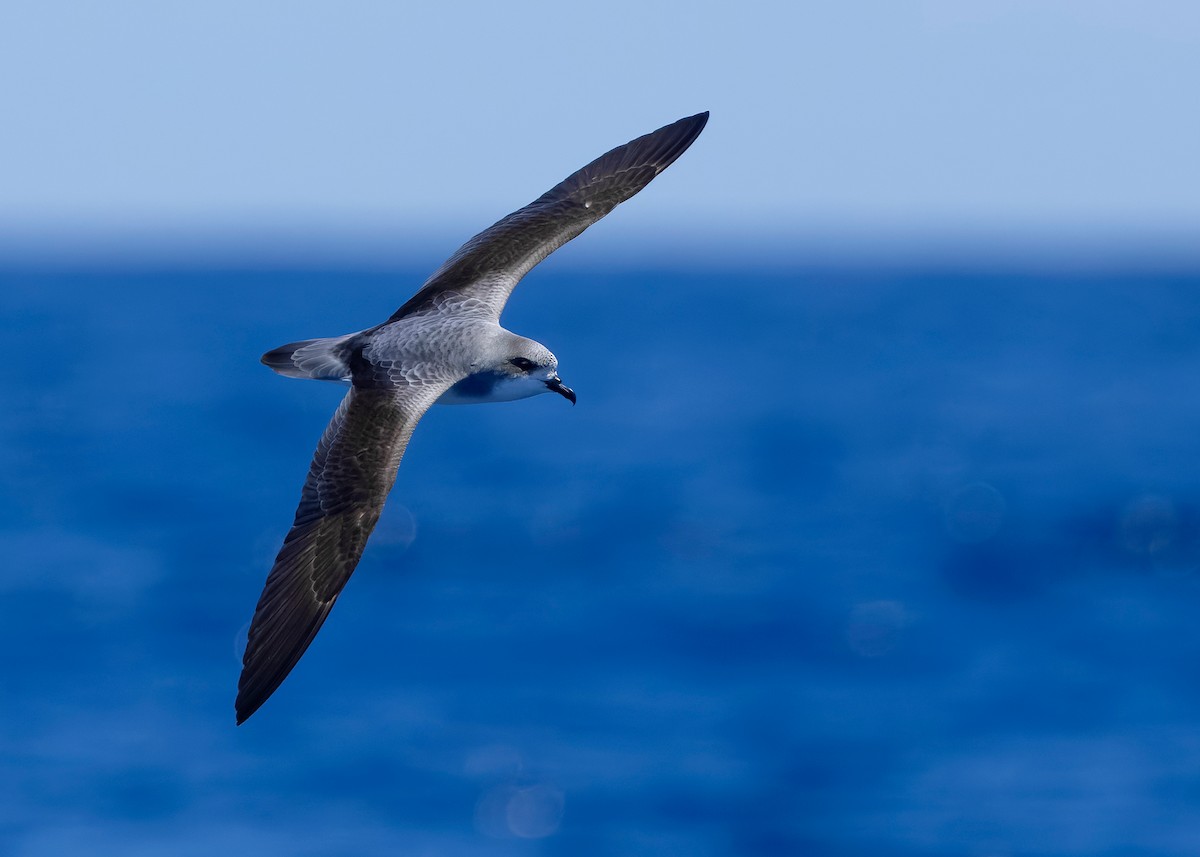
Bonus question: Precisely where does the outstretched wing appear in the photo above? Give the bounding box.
[236,382,448,724]
[387,111,708,322]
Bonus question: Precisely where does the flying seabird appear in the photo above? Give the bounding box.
[236,111,709,724]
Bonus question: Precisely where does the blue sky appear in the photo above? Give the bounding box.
[3,1,1198,262]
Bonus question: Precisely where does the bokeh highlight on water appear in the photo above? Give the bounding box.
[3,263,1200,855]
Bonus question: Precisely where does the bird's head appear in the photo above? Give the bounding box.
[501,340,576,404]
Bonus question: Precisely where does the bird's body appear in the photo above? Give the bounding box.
[236,112,708,724]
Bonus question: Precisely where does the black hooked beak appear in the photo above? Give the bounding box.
[546,375,576,405]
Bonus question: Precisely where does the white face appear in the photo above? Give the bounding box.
[492,353,575,404]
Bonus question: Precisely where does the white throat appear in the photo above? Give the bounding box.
[435,370,552,406]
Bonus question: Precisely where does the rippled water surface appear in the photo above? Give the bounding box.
[3,264,1200,855]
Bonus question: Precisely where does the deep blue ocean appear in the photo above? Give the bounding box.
[3,261,1200,855]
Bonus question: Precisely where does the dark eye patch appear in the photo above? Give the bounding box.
[509,357,537,372]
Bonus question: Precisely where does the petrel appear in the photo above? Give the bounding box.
[236,112,709,723]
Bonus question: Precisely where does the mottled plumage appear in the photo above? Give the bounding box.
[236,112,708,724]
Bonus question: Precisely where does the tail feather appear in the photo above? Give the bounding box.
[261,334,355,381]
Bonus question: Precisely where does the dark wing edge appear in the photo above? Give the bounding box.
[387,111,709,322]
[235,384,443,724]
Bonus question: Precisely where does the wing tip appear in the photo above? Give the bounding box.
[676,110,709,148]
[234,704,258,726]
[667,110,710,140]
[235,669,270,724]
[639,111,710,174]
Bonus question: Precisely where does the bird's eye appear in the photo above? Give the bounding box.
[509,357,537,372]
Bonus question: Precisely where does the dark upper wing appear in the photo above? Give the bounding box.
[236,383,447,724]
[387,111,708,322]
